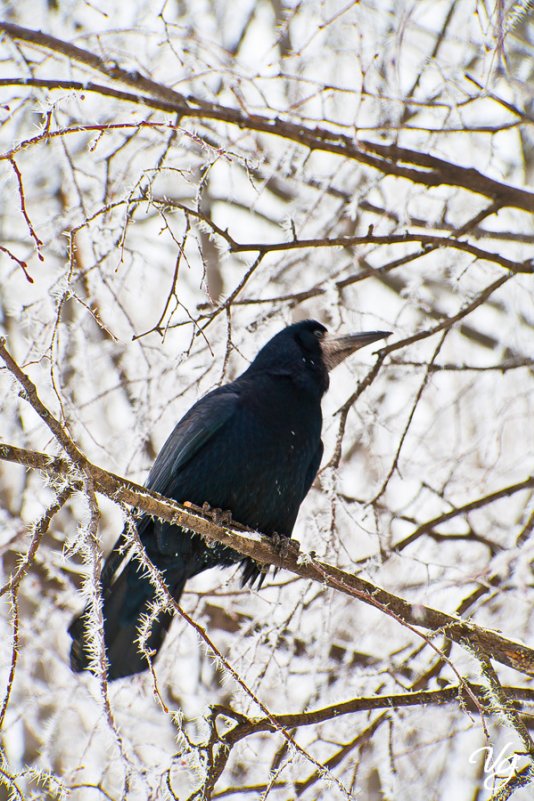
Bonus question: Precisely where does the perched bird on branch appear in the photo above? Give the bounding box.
[69,319,390,680]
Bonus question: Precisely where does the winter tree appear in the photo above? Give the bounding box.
[0,1,533,799]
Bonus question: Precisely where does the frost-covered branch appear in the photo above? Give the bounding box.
[1,430,533,679]
[2,23,534,212]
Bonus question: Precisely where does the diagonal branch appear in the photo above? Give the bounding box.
[2,438,534,680]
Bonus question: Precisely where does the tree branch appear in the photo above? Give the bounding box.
[218,684,534,745]
[2,438,534,679]
[1,23,534,212]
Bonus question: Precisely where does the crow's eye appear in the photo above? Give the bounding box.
[314,329,324,339]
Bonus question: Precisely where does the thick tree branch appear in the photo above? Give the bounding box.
[1,24,533,212]
[2,438,534,679]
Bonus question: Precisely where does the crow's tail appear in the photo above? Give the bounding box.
[69,533,186,681]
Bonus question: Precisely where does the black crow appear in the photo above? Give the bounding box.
[69,319,390,679]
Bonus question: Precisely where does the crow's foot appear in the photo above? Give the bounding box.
[202,501,233,526]
[270,532,300,559]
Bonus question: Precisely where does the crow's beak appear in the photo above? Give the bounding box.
[321,330,391,371]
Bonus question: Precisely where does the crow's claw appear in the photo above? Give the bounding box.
[270,532,300,559]
[202,502,233,526]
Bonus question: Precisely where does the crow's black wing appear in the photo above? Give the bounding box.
[146,388,240,496]
[101,387,240,596]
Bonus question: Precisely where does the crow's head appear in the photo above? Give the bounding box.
[247,319,391,396]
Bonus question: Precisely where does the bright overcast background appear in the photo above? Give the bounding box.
[0,1,533,800]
